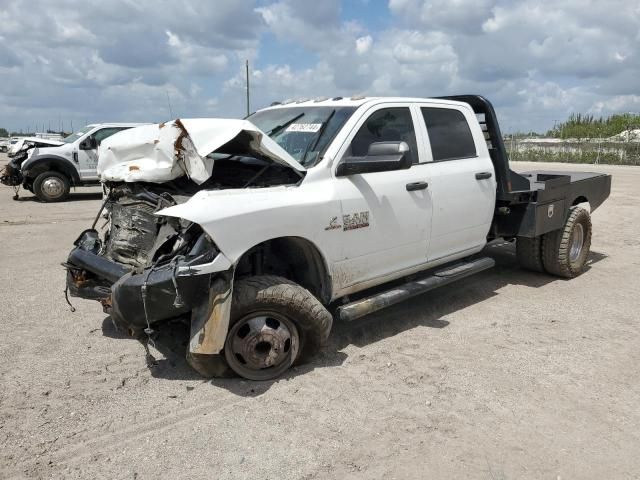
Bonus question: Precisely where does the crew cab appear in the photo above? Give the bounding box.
[1,123,147,202]
[64,95,611,380]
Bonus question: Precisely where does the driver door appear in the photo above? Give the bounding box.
[332,105,433,293]
[77,127,125,180]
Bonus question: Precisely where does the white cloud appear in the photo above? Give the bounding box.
[0,0,638,134]
[0,0,263,131]
[355,35,372,55]
[591,95,640,114]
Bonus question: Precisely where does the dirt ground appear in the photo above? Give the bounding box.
[1,154,639,479]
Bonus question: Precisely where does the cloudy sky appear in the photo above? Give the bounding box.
[0,0,638,133]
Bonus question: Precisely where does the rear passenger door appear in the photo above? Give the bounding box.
[416,105,496,261]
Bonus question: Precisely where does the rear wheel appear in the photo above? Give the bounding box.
[516,236,544,272]
[542,206,592,278]
[224,275,333,381]
[33,171,70,202]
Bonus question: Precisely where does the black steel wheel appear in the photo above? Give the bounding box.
[225,311,300,381]
[224,275,333,381]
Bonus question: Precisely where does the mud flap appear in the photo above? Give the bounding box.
[186,269,234,378]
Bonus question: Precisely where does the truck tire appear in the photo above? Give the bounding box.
[516,236,544,272]
[33,171,70,202]
[542,206,592,278]
[224,275,333,380]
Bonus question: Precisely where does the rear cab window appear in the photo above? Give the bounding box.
[420,107,477,161]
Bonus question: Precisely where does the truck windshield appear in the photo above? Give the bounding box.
[248,106,356,166]
[62,125,94,144]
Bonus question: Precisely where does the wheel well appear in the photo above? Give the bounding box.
[24,157,79,186]
[572,195,591,212]
[235,237,331,304]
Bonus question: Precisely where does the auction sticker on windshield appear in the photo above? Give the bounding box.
[286,123,322,133]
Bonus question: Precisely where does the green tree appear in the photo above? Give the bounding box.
[547,113,640,139]
[0,128,8,137]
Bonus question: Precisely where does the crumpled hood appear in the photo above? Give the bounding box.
[97,118,305,184]
[20,136,64,147]
[9,137,63,155]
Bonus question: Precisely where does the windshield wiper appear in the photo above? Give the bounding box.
[266,113,305,137]
[301,109,335,164]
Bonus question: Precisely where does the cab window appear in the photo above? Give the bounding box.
[421,107,476,161]
[92,127,128,146]
[348,107,419,164]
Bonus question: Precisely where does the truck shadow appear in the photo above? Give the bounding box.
[102,240,607,394]
[13,192,103,202]
[330,241,607,353]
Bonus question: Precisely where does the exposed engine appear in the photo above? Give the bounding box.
[102,183,182,270]
[99,156,301,271]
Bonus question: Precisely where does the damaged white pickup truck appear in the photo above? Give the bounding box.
[65,95,611,380]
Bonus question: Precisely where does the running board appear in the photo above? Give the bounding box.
[337,257,495,322]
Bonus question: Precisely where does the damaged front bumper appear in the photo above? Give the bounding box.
[65,229,235,377]
[0,158,25,187]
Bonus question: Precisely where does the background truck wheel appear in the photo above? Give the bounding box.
[224,275,333,381]
[542,206,592,278]
[516,236,544,272]
[33,171,70,202]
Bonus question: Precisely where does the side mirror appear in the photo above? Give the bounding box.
[336,141,412,177]
[79,136,98,150]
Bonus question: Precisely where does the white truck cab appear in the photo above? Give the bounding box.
[7,123,148,201]
[65,95,611,380]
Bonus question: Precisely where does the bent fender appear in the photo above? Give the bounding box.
[186,269,235,377]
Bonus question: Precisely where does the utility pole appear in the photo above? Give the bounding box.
[166,90,174,118]
[245,59,250,117]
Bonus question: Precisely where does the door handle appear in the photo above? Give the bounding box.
[406,181,429,191]
[475,172,492,180]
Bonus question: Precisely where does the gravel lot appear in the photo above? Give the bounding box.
[1,153,639,479]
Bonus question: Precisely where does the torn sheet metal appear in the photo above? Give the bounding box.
[97,118,305,184]
[8,137,63,156]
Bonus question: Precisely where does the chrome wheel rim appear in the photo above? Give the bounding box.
[569,223,584,262]
[225,311,299,380]
[42,177,64,199]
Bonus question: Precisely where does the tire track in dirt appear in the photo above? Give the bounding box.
[4,392,245,477]
[1,217,96,227]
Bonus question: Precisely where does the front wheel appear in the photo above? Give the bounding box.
[33,171,70,202]
[224,275,333,381]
